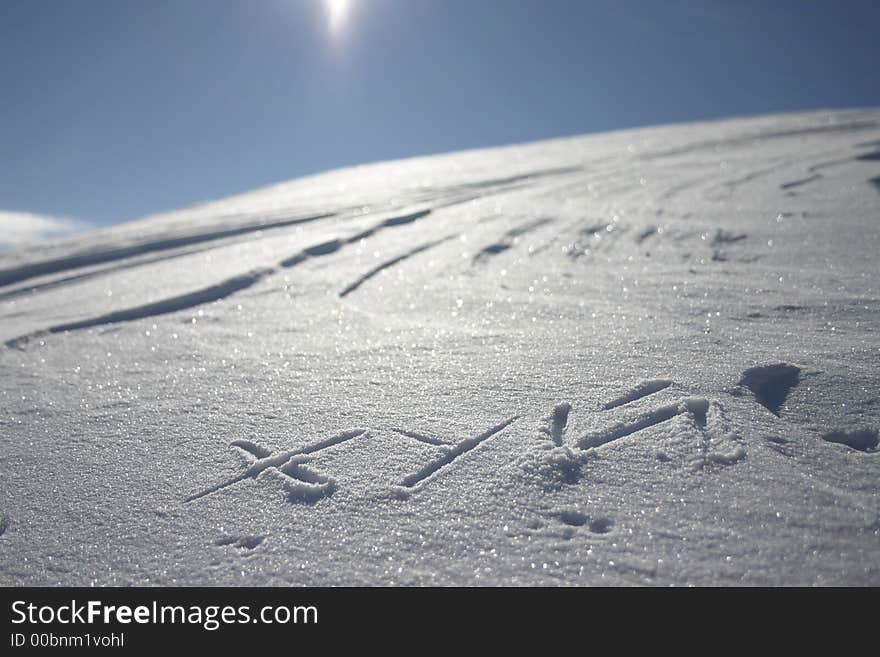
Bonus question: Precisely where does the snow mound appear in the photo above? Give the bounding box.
[1,109,878,585]
[0,210,89,249]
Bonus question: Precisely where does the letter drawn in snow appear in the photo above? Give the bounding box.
[185,429,367,504]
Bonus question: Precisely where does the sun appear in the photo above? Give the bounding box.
[323,0,352,38]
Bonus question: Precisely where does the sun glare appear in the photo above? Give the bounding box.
[323,0,352,38]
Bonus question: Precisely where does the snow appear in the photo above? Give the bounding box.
[0,210,88,250]
[0,109,878,585]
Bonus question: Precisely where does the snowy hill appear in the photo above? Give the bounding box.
[1,109,878,585]
[0,210,87,250]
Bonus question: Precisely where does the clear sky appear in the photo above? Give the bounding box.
[2,0,878,227]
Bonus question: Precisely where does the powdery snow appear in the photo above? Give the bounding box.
[0,109,878,585]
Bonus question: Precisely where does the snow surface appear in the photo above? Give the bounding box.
[0,210,88,250]
[0,109,878,585]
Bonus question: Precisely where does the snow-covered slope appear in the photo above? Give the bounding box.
[1,109,878,585]
[0,210,88,250]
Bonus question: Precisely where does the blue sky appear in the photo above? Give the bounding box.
[1,0,878,227]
